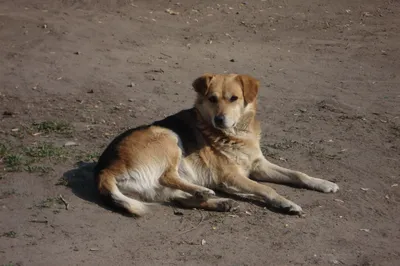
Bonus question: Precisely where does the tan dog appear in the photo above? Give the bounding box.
[94,74,339,216]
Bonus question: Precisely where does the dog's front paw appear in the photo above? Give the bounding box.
[316,180,339,193]
[269,198,303,214]
[282,201,303,214]
[194,188,216,200]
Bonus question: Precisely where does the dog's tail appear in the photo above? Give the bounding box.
[96,170,148,216]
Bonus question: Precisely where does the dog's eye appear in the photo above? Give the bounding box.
[230,96,238,102]
[208,96,218,103]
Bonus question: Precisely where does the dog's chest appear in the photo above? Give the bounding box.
[181,144,256,187]
[218,143,256,171]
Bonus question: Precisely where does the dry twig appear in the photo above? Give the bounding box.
[173,210,205,238]
[59,194,69,210]
[29,220,48,224]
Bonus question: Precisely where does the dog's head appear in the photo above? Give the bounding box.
[193,74,259,130]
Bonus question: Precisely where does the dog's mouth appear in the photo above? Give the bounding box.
[212,121,236,131]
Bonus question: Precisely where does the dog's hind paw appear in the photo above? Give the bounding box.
[270,198,303,214]
[194,189,216,200]
[216,199,240,212]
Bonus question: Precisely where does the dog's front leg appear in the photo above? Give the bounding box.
[250,157,339,193]
[221,174,303,214]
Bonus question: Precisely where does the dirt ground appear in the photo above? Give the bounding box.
[0,0,399,265]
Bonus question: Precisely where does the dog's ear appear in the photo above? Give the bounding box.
[192,74,213,95]
[236,74,259,104]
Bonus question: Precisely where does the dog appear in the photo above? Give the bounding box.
[94,74,339,216]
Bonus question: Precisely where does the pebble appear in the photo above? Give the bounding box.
[64,141,78,147]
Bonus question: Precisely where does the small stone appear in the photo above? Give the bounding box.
[165,8,179,15]
[201,239,206,245]
[11,128,19,132]
[128,99,133,102]
[64,141,78,147]
[330,259,340,265]
[42,24,48,29]
[74,51,81,55]
[362,12,372,17]
[87,89,94,94]
[128,82,136,87]
[230,59,235,62]
[173,209,183,215]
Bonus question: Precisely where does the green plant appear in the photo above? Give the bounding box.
[32,121,72,136]
[2,231,17,238]
[3,154,23,172]
[24,143,64,159]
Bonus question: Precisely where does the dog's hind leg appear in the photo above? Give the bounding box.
[97,169,148,216]
[173,197,239,212]
[159,149,216,200]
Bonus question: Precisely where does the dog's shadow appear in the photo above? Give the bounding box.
[62,161,112,211]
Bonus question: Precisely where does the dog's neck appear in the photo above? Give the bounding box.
[194,105,258,141]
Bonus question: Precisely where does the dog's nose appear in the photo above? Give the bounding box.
[214,115,225,126]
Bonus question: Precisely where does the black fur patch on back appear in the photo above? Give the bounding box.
[95,108,197,182]
[152,109,197,156]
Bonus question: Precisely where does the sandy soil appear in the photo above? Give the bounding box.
[0,0,399,265]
